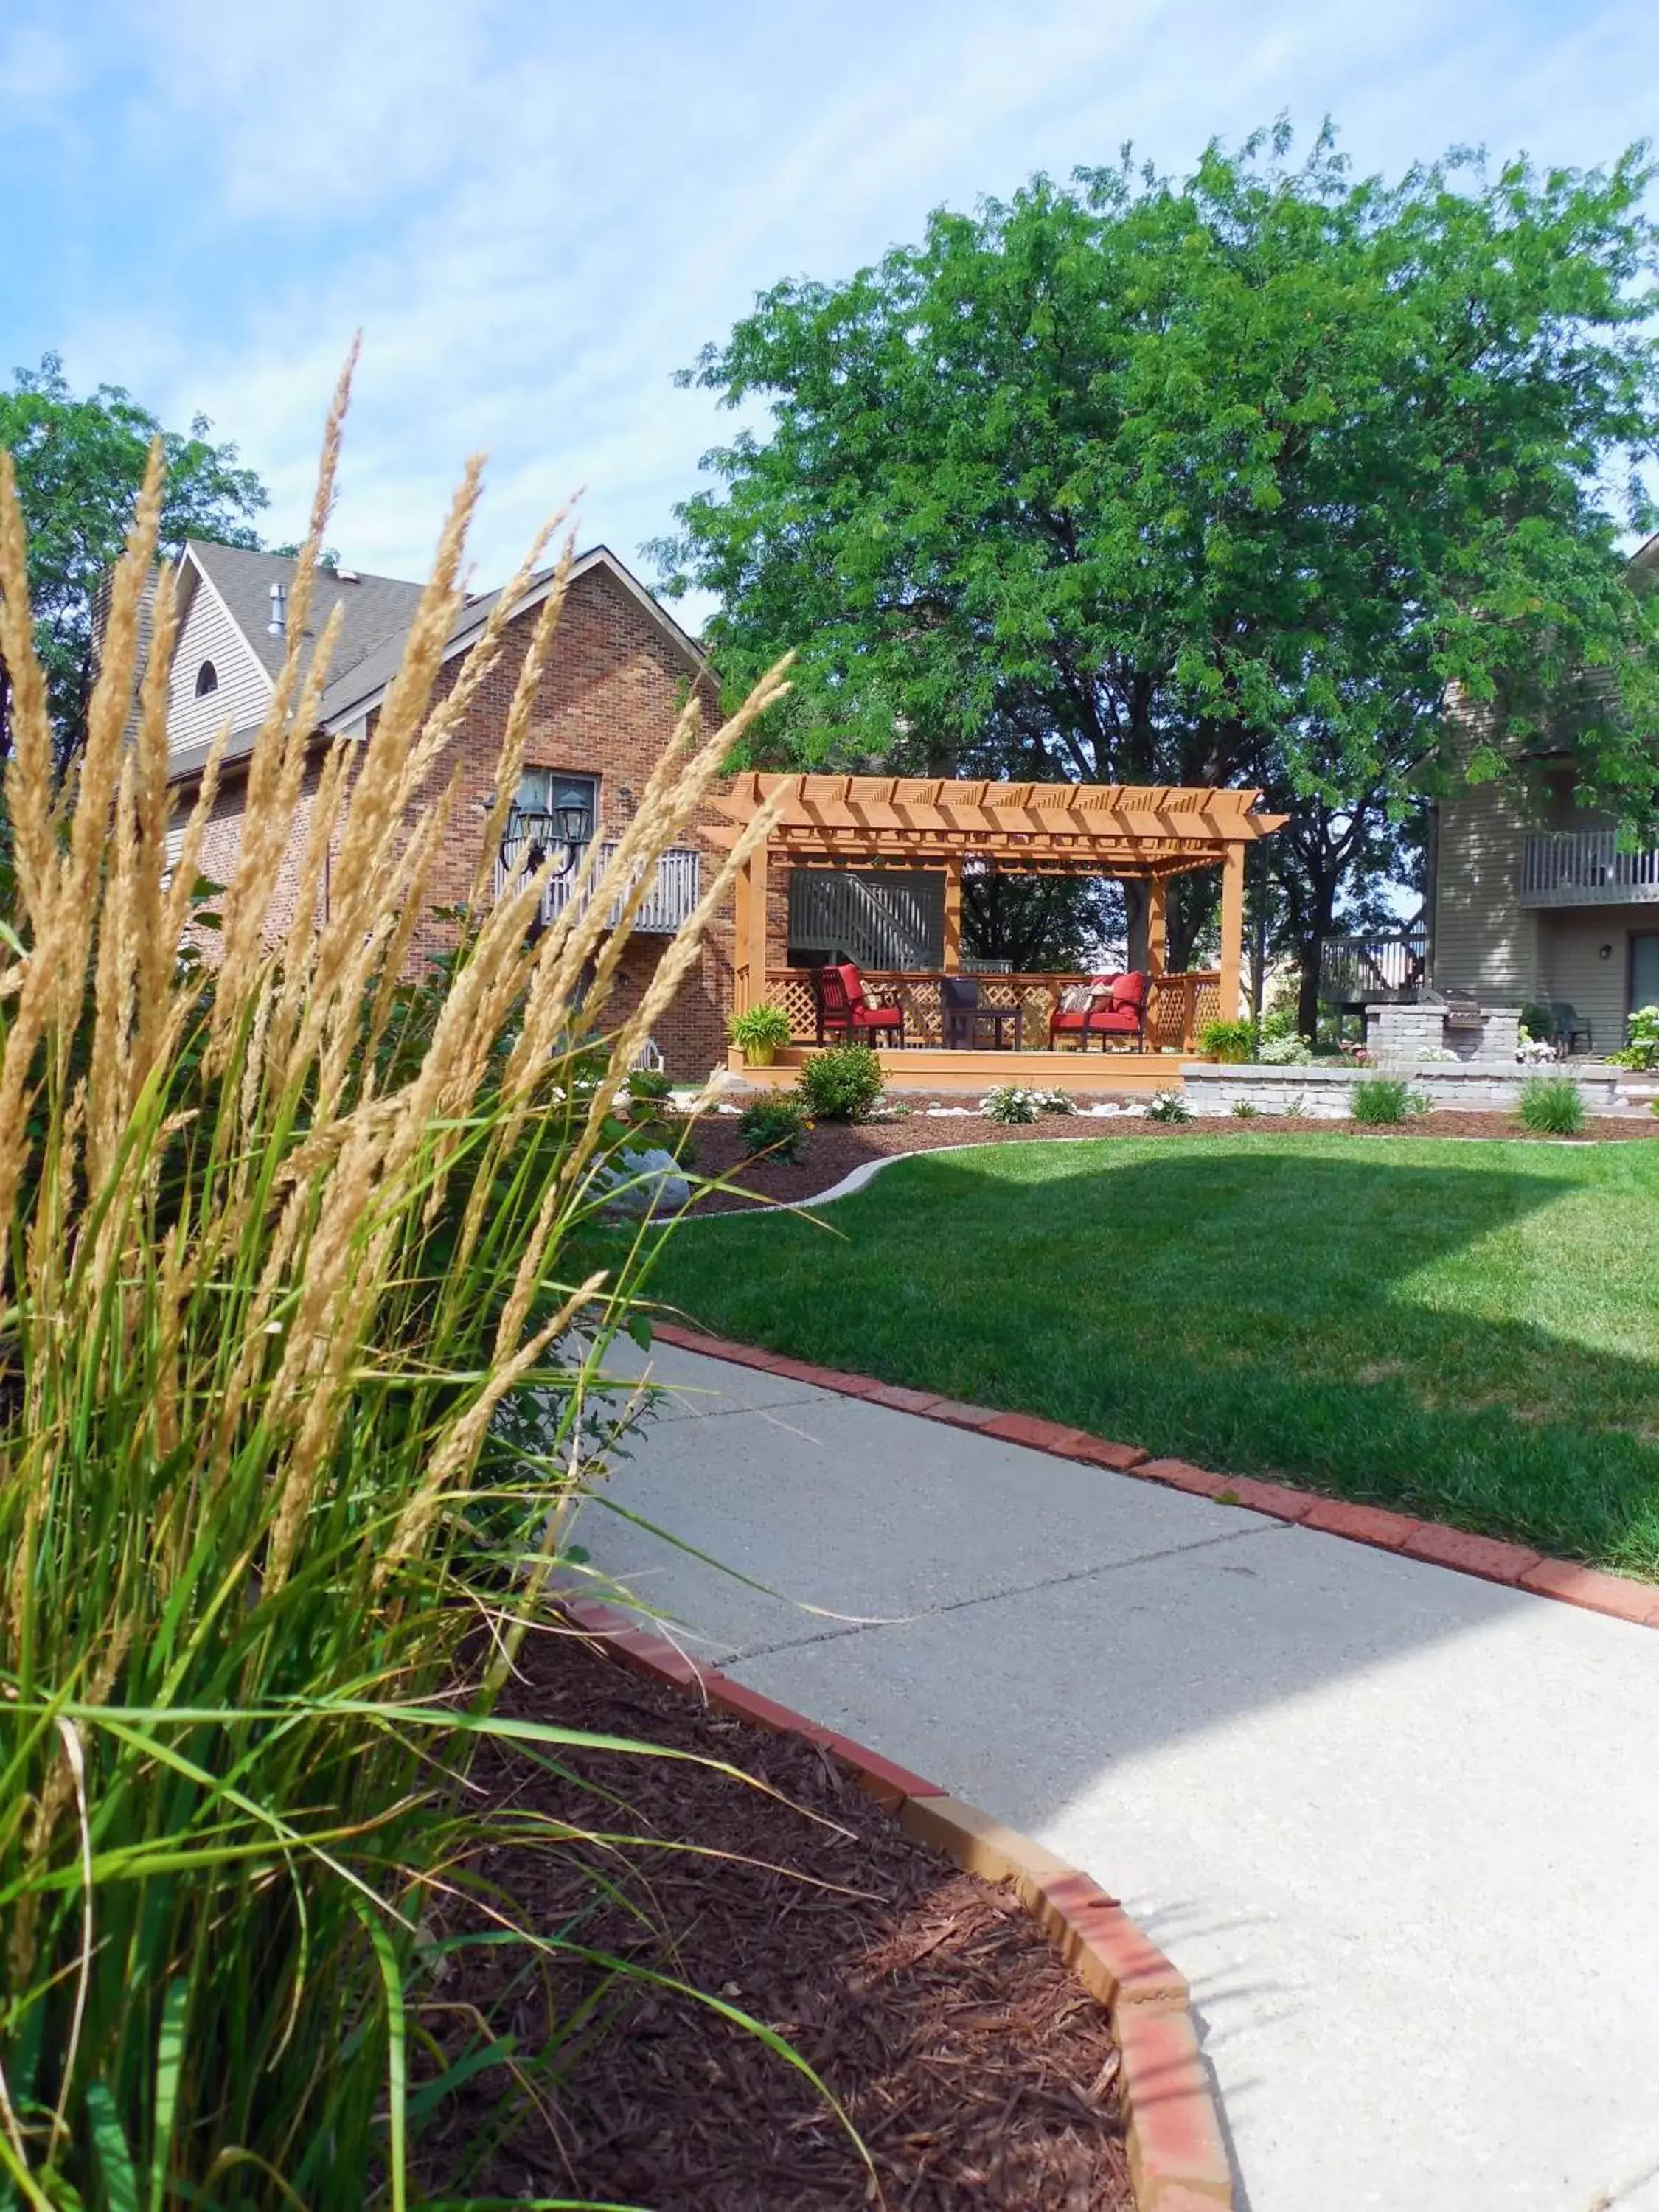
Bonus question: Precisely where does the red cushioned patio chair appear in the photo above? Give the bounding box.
[812,961,905,1048]
[1048,970,1147,1051]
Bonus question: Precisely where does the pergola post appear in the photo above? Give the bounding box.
[1146,877,1168,978]
[942,858,963,972]
[745,839,771,1014]
[1218,840,1245,1023]
[731,855,753,1018]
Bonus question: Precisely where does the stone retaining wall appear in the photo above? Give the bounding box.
[1181,1060,1631,1119]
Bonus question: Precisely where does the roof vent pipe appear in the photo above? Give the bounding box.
[268,581,287,637]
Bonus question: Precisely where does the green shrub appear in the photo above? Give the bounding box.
[1144,1088,1192,1123]
[1608,1004,1659,1071]
[728,1000,795,1061]
[1350,1077,1423,1124]
[982,1084,1040,1123]
[1520,1001,1555,1044]
[1518,1074,1587,1135]
[981,1084,1074,1124]
[1258,1030,1313,1065]
[799,1043,884,1122]
[626,1065,675,1102]
[1197,1017,1256,1063]
[1231,1098,1261,1119]
[737,1093,812,1159]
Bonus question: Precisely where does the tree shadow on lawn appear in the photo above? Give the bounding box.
[653,1139,1659,1579]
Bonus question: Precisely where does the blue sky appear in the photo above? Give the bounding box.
[4,0,1656,614]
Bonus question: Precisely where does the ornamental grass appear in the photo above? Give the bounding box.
[0,356,802,2208]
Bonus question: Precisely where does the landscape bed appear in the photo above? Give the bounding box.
[650,1133,1659,1580]
[419,1628,1132,2211]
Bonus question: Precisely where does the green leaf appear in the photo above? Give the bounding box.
[85,2084,139,2212]
[147,1979,189,2212]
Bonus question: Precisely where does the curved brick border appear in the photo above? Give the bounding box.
[649,1322,1659,1631]
[561,1593,1233,2209]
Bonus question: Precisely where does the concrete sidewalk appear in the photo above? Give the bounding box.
[578,1339,1659,2212]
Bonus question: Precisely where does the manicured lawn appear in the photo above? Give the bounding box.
[648,1135,1659,1580]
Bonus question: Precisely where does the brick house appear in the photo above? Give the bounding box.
[160,538,734,1077]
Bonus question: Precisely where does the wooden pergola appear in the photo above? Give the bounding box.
[708,775,1286,1037]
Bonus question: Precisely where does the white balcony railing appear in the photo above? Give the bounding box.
[495,835,701,934]
[1519,830,1659,908]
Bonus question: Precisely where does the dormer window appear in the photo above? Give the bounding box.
[195,660,219,698]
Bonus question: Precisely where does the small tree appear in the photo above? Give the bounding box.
[0,352,269,767]
[656,125,1659,1021]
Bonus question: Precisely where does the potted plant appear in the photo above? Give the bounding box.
[728,1001,794,1067]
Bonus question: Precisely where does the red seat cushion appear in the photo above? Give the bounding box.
[1050,1009,1089,1032]
[1088,1006,1141,1033]
[850,1004,900,1028]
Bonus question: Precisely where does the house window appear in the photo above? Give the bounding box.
[513,770,598,854]
[195,660,218,698]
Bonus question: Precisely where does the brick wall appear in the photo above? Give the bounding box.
[173,564,738,1080]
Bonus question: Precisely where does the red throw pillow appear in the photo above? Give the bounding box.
[836,961,868,1009]
[1110,971,1147,1009]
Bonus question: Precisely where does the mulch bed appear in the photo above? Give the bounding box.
[684,1102,1659,1212]
[420,1629,1131,2211]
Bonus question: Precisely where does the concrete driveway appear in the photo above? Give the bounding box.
[579,1338,1659,2212]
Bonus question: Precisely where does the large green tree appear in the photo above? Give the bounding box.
[0,352,269,768]
[655,125,1659,1018]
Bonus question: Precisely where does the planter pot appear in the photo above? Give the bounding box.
[743,1043,779,1067]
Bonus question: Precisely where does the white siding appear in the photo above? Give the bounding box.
[167,571,271,754]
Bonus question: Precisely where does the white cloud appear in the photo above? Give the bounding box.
[23,0,1659,606]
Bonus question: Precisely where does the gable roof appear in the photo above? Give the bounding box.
[316,543,704,729]
[165,539,704,782]
[183,540,426,691]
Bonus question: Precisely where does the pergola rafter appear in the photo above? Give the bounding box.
[713,772,1287,1030]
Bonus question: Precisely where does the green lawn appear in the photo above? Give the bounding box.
[647,1135,1659,1580]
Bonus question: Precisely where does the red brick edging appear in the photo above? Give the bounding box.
[561,1593,1232,2209]
[648,1322,1659,1632]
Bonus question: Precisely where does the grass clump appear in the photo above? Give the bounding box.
[1351,1076,1425,1125]
[799,1043,883,1122]
[0,366,807,2208]
[1519,1074,1587,1135]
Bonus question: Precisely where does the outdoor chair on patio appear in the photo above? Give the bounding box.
[812,961,905,1048]
[1550,1001,1593,1056]
[1048,970,1147,1050]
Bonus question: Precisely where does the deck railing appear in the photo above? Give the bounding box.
[495,836,701,933]
[1318,928,1428,1006]
[767,968,1221,1051]
[1519,830,1659,908]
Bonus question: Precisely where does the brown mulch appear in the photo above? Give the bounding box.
[419,1630,1131,2211]
[684,1101,1659,1212]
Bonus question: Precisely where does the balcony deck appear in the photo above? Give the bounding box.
[1520,830,1659,908]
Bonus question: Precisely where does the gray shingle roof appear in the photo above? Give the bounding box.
[186,540,426,689]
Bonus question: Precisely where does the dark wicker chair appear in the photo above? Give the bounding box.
[811,961,905,1048]
[1551,1002,1593,1056]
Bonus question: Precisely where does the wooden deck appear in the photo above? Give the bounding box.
[728,1045,1191,1095]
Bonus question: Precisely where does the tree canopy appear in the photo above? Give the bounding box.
[0,352,270,766]
[655,125,1659,1007]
